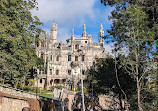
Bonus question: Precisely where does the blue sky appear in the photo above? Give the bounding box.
[32,0,115,54]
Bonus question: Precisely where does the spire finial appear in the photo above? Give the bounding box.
[72,28,74,37]
[100,17,103,29]
[84,24,86,32]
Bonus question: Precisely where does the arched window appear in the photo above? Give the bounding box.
[56,69,59,75]
[56,55,59,61]
[68,55,71,61]
[40,79,42,83]
[41,53,44,59]
[75,44,78,49]
[75,56,78,61]
[50,55,52,61]
[68,70,71,75]
[82,55,85,61]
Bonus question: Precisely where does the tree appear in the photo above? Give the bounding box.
[102,2,156,110]
[88,57,136,110]
[0,0,44,87]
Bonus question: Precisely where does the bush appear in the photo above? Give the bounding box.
[31,87,40,93]
[23,85,32,92]
[50,85,63,91]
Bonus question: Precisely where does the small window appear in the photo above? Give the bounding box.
[68,55,71,61]
[50,69,52,75]
[62,79,66,83]
[55,79,60,84]
[56,55,59,61]
[75,44,78,49]
[68,70,71,75]
[85,41,87,43]
[50,55,52,61]
[41,53,44,59]
[82,70,85,75]
[40,79,42,83]
[56,69,59,75]
[82,55,85,61]
[75,56,78,61]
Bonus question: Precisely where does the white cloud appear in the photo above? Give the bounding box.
[32,0,115,44]
[32,0,96,24]
[104,44,114,56]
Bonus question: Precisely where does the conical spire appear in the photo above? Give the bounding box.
[71,28,75,38]
[84,24,86,32]
[100,18,103,30]
[82,24,87,37]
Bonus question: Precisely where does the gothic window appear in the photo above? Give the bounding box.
[75,44,78,49]
[40,79,42,83]
[82,55,85,61]
[41,53,44,59]
[41,41,44,47]
[50,69,52,75]
[56,55,59,61]
[68,70,71,75]
[68,55,71,61]
[50,55,52,61]
[62,79,66,83]
[75,56,78,61]
[82,70,85,75]
[55,79,60,84]
[56,69,59,75]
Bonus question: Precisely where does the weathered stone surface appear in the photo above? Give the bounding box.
[0,96,29,111]
[35,23,106,90]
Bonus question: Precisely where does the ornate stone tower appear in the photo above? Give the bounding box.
[99,18,104,45]
[51,23,57,44]
[81,24,87,38]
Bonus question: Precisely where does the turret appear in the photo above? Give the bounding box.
[51,23,57,44]
[99,18,104,45]
[71,28,75,40]
[81,24,87,38]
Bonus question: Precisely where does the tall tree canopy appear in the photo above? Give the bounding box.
[100,0,157,110]
[0,0,44,87]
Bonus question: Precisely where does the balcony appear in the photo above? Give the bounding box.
[37,74,46,78]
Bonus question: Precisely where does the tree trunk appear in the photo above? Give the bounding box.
[135,46,143,111]
[136,76,142,111]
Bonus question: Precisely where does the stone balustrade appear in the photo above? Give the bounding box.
[0,84,52,101]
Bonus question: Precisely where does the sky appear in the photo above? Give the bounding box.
[32,0,115,55]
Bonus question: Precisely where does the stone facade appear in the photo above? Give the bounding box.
[0,96,29,111]
[35,22,106,89]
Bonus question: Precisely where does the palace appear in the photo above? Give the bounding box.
[35,21,106,89]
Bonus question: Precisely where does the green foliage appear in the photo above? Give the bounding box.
[23,85,40,93]
[0,0,44,86]
[23,85,32,92]
[88,57,136,99]
[50,85,63,91]
[100,0,157,110]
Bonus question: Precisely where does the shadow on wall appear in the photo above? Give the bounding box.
[39,98,53,111]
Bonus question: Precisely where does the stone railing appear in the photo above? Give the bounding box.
[0,84,52,101]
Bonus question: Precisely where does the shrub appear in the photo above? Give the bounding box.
[50,85,63,91]
[23,85,32,92]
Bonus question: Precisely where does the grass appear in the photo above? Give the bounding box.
[38,93,52,98]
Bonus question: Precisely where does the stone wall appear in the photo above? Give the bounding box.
[0,84,37,99]
[0,96,29,111]
[0,84,53,111]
